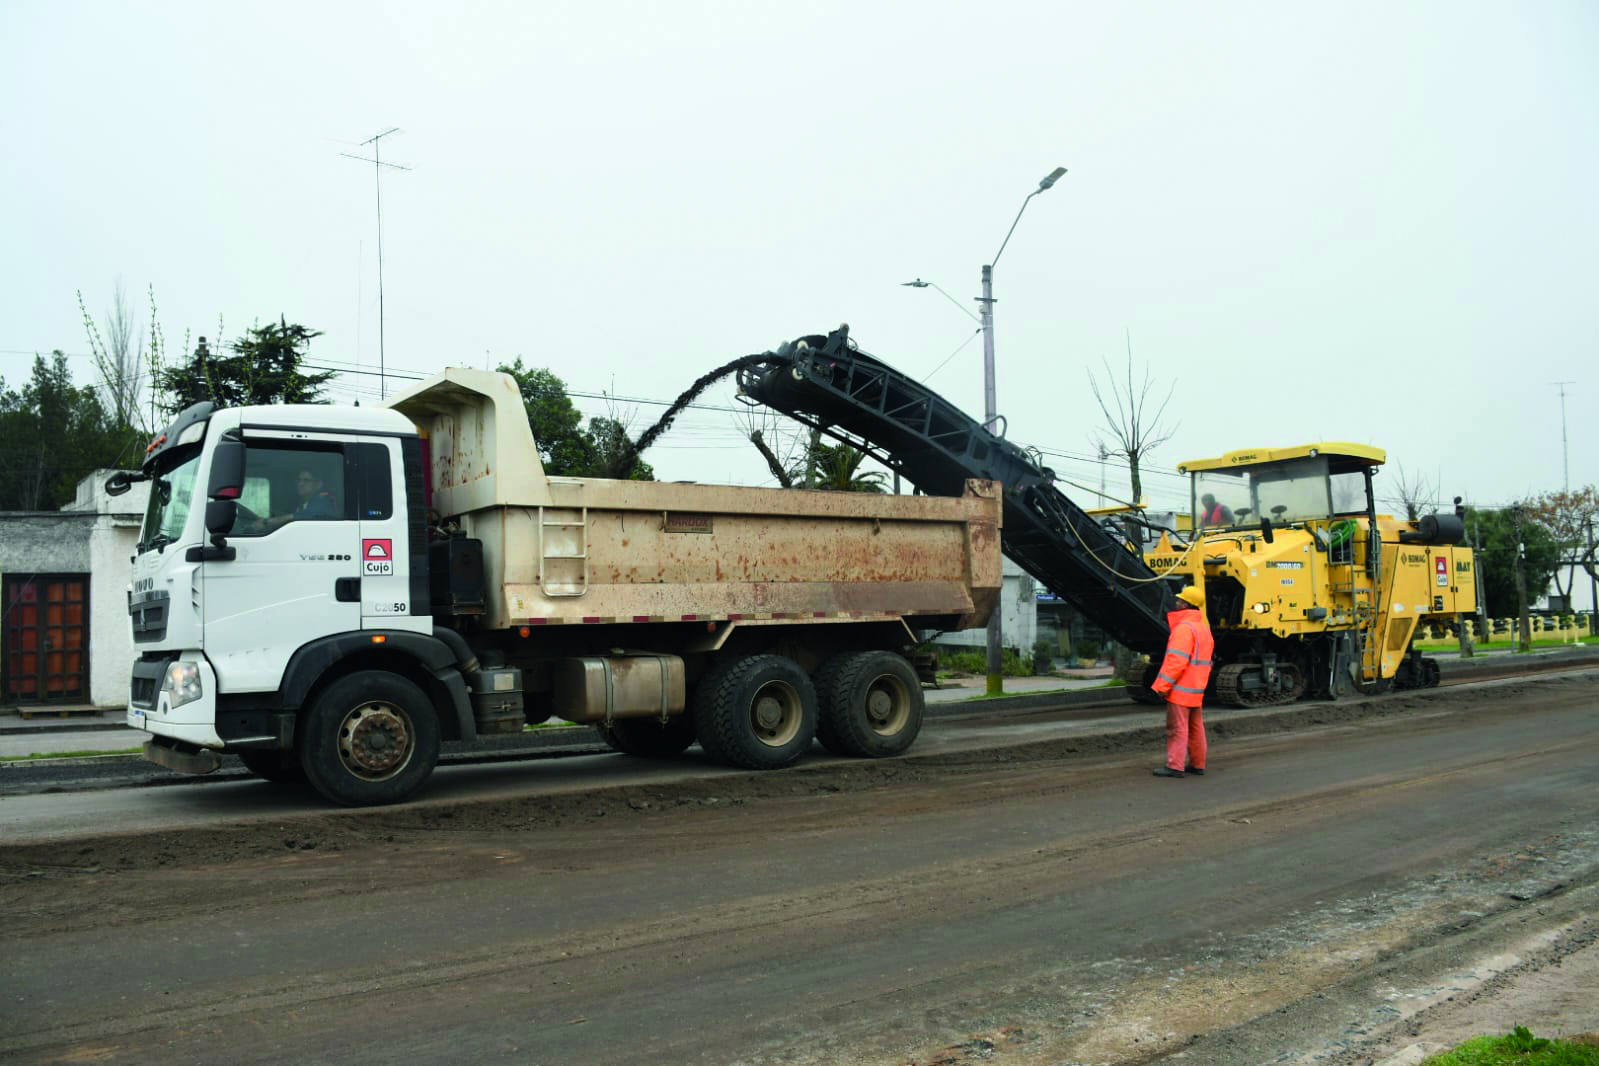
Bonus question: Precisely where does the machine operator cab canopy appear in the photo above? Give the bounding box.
[1178,442,1385,531]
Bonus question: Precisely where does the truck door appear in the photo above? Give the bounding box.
[203,434,362,694]
[350,438,428,634]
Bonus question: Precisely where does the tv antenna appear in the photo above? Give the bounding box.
[1553,381,1576,490]
[341,127,410,399]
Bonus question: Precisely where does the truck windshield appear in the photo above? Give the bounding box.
[140,449,201,554]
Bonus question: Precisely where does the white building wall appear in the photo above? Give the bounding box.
[1,471,147,708]
[71,472,147,708]
[936,557,1038,654]
[86,518,142,706]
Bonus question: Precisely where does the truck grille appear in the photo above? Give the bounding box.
[131,592,170,644]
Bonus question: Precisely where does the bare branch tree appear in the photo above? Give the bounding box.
[1386,464,1438,522]
[1087,330,1177,506]
[77,281,144,430]
[736,404,810,488]
[145,285,176,433]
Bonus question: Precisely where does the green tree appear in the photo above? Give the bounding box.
[499,359,595,476]
[0,353,142,510]
[586,415,654,481]
[1521,486,1599,607]
[497,360,654,480]
[156,317,333,413]
[1466,506,1561,617]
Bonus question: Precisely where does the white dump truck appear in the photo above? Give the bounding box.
[112,365,1001,805]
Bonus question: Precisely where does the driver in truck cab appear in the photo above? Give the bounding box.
[263,468,338,530]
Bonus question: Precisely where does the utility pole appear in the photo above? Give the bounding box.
[1512,505,1532,653]
[1470,513,1490,643]
[1589,518,1598,637]
[1097,444,1109,508]
[341,128,411,399]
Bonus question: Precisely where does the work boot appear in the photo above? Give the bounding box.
[1185,766,1206,776]
[1152,767,1185,778]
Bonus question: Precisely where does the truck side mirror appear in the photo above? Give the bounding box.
[105,470,147,497]
[205,499,237,538]
[208,437,246,500]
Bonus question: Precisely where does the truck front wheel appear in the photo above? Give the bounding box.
[816,651,924,758]
[298,671,440,806]
[692,655,817,770]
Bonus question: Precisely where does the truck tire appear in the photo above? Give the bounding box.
[297,671,441,807]
[816,651,924,758]
[692,655,817,770]
[594,716,697,758]
[811,656,850,755]
[237,751,306,783]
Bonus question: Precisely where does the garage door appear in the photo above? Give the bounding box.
[3,574,89,704]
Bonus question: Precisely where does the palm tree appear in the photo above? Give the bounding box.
[804,442,887,493]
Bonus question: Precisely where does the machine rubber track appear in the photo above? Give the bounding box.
[1212,662,1306,708]
[1392,655,1442,691]
[741,327,1173,656]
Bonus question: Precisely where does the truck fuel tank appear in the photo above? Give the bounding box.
[551,654,687,724]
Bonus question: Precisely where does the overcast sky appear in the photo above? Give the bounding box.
[3,1,1594,515]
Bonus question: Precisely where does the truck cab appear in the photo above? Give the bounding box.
[114,401,458,804]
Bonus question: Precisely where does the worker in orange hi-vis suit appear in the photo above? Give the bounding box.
[1149,583,1214,778]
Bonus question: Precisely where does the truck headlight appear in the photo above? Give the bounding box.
[162,662,204,708]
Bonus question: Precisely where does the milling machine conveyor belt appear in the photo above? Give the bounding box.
[739,326,1174,655]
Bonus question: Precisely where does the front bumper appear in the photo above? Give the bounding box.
[127,652,224,748]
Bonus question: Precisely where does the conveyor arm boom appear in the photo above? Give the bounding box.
[740,327,1173,655]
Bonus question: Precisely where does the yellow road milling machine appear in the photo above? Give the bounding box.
[1143,443,1476,704]
[741,327,1476,708]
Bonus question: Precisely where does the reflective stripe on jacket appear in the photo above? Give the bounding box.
[1150,606,1215,708]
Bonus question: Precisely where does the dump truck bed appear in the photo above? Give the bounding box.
[387,369,1002,633]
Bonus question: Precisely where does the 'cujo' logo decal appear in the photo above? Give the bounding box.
[362,539,394,576]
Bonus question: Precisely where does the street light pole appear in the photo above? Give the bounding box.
[975,166,1067,694]
[904,167,1066,696]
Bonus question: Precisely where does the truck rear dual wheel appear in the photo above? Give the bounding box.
[814,651,924,758]
[297,671,441,807]
[692,655,818,770]
[594,716,697,758]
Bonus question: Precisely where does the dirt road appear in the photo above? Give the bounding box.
[3,673,1597,1065]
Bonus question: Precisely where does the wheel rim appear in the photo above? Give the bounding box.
[749,680,803,748]
[337,700,414,780]
[863,673,911,736]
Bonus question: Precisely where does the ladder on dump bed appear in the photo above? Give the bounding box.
[738,327,1173,655]
[539,477,590,598]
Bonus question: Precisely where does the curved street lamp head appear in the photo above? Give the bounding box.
[901,279,931,288]
[992,165,1068,269]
